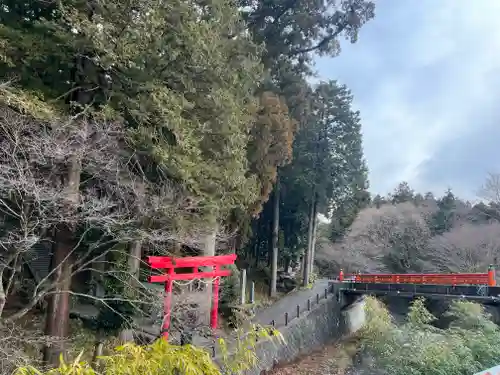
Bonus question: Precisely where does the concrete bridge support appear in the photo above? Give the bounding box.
[341,295,366,335]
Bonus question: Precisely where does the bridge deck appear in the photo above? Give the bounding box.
[337,281,500,303]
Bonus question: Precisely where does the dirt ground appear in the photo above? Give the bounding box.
[268,341,357,375]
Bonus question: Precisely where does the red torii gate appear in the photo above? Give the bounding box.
[147,253,237,340]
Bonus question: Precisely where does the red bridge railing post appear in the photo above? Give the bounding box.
[488,265,496,286]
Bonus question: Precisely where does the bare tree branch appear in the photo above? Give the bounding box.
[478,172,500,203]
[0,97,226,326]
[428,223,500,273]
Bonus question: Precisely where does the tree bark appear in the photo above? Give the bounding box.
[309,208,318,276]
[267,227,272,267]
[128,181,145,286]
[0,254,16,318]
[284,257,291,274]
[253,240,259,268]
[91,254,105,298]
[43,154,81,367]
[269,174,280,297]
[202,221,218,322]
[202,223,217,258]
[302,190,316,286]
[128,240,142,281]
[92,329,105,369]
[42,228,74,366]
[0,283,6,319]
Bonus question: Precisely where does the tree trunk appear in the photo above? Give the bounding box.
[171,241,182,256]
[91,254,105,298]
[253,240,259,268]
[309,209,318,276]
[269,175,280,297]
[0,254,20,318]
[302,190,316,286]
[92,329,105,369]
[43,154,81,367]
[128,240,142,282]
[42,228,74,367]
[267,227,272,267]
[284,257,291,274]
[0,282,6,319]
[202,221,218,323]
[92,341,104,364]
[202,223,217,258]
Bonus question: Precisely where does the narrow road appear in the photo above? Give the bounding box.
[253,279,331,327]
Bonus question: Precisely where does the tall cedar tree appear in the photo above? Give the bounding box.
[241,0,374,281]
[239,0,375,73]
[247,91,296,216]
[0,0,263,216]
[304,81,369,281]
[247,80,369,281]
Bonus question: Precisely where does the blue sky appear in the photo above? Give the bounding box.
[315,0,500,200]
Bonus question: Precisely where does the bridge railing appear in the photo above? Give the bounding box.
[338,266,496,287]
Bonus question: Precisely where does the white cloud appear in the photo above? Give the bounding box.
[314,0,500,196]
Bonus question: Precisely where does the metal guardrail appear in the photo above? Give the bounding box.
[267,282,336,329]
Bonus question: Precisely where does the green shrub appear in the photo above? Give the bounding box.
[357,297,500,375]
[15,326,282,375]
[16,340,220,375]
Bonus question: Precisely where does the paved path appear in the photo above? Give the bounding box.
[189,279,331,348]
[253,279,330,327]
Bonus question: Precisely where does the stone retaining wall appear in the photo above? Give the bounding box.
[246,294,343,375]
[214,288,360,375]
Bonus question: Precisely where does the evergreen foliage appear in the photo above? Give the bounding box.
[431,189,457,235]
[358,297,500,375]
[244,79,370,270]
[247,91,297,215]
[0,0,377,367]
[0,0,264,216]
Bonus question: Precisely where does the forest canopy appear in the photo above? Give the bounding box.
[0,0,375,370]
[317,178,500,277]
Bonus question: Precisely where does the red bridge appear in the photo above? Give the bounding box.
[335,266,500,304]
